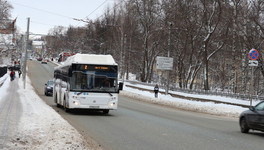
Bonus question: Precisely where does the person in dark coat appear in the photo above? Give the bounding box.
[154,84,159,98]
[18,70,22,78]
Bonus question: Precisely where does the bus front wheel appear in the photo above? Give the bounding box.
[55,94,60,108]
[103,109,109,114]
[63,99,70,112]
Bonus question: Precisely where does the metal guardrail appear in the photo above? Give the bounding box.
[0,67,8,88]
[125,84,250,108]
[125,80,263,101]
[0,75,7,88]
[168,86,264,101]
[0,67,7,78]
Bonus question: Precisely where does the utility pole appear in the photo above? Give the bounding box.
[23,17,30,89]
[165,23,172,95]
[122,34,127,83]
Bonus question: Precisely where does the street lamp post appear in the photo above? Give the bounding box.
[165,23,172,95]
[23,18,30,89]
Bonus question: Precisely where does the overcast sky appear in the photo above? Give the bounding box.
[9,0,116,35]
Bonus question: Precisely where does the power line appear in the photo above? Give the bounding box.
[75,0,125,26]
[12,2,74,20]
[75,0,108,25]
[14,0,126,36]
[96,0,126,20]
[30,20,58,27]
[87,0,109,18]
[13,1,114,25]
[89,0,126,38]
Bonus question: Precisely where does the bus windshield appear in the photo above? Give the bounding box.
[70,65,118,93]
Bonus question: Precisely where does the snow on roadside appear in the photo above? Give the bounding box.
[0,74,10,101]
[0,72,256,149]
[121,83,248,118]
[126,82,261,106]
[7,76,92,150]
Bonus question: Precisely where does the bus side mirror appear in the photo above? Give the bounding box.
[119,82,123,91]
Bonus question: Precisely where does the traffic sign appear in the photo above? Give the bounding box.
[248,60,258,66]
[249,49,259,60]
[156,56,174,70]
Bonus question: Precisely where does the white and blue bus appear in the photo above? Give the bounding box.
[53,53,123,114]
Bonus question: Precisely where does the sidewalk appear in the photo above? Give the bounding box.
[0,73,94,150]
[0,75,22,149]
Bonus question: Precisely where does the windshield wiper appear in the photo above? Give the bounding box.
[108,92,113,96]
[101,88,113,96]
[77,92,83,95]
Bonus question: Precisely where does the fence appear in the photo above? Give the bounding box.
[168,86,264,101]
[0,66,7,78]
[126,80,264,102]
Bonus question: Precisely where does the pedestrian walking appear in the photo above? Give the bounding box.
[10,70,15,81]
[18,70,22,78]
[154,84,159,98]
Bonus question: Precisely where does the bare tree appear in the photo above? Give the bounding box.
[42,0,264,96]
[0,0,13,63]
[132,0,162,82]
[0,0,13,22]
[46,26,66,55]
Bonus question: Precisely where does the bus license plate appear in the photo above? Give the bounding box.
[89,106,100,108]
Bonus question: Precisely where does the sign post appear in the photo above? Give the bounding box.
[156,56,174,95]
[248,49,259,106]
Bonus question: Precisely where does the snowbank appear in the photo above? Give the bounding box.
[121,82,249,118]
[6,76,93,150]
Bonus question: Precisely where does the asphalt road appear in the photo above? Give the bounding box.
[27,60,264,150]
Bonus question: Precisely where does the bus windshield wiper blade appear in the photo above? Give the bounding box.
[101,89,113,96]
[77,92,83,95]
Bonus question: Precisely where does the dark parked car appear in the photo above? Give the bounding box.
[239,101,264,133]
[44,80,54,96]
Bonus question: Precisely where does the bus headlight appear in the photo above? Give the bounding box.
[73,101,79,106]
[110,102,115,107]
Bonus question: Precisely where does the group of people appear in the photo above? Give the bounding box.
[10,69,22,81]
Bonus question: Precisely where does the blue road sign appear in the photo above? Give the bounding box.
[249,49,259,60]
